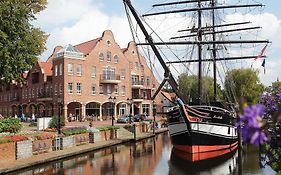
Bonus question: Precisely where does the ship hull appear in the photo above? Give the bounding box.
[167,107,238,162]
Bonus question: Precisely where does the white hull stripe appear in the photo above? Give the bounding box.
[190,123,237,138]
[168,122,237,138]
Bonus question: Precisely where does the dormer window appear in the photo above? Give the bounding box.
[99,52,104,61]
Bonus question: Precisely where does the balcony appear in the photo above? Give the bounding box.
[131,81,144,89]
[100,74,121,84]
[37,92,53,101]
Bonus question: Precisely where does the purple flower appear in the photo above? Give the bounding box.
[238,104,268,146]
[276,88,281,99]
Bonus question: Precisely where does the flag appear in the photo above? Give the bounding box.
[255,44,268,60]
[261,59,266,74]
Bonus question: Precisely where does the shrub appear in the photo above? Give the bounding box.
[0,118,22,133]
[62,127,89,136]
[49,116,65,129]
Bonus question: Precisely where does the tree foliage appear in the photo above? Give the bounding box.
[178,74,223,103]
[224,68,264,104]
[272,80,281,88]
[0,0,48,84]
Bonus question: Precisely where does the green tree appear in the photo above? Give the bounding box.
[0,0,48,84]
[272,80,281,88]
[178,74,223,103]
[224,68,264,104]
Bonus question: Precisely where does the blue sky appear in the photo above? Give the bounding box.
[34,0,281,86]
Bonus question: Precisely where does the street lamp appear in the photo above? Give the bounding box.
[127,98,132,124]
[153,100,156,134]
[58,96,62,135]
[109,96,117,126]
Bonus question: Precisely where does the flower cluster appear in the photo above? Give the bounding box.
[260,87,281,116]
[238,104,268,146]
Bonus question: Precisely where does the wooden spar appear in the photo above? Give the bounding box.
[143,4,264,17]
[166,56,267,64]
[171,27,262,39]
[152,0,211,7]
[123,0,183,101]
[197,1,203,104]
[178,22,251,32]
[137,40,270,45]
[211,0,217,101]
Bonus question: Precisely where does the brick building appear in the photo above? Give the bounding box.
[0,30,161,121]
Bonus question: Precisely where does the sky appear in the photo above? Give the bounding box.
[33,0,281,86]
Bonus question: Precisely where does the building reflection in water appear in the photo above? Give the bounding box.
[12,133,241,175]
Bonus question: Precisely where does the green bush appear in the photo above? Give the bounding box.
[49,116,65,129]
[62,128,89,136]
[0,118,22,133]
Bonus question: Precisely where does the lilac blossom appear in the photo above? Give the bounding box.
[276,88,281,99]
[238,104,268,146]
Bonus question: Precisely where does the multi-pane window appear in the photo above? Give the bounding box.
[91,66,96,77]
[55,84,57,96]
[132,75,139,85]
[55,65,58,76]
[114,85,118,96]
[77,64,82,76]
[107,85,111,95]
[68,83,73,94]
[122,86,125,96]
[68,64,74,75]
[99,52,104,61]
[114,55,118,63]
[99,85,104,95]
[121,69,125,80]
[92,84,96,95]
[59,64,63,76]
[59,84,63,94]
[77,83,82,94]
[106,51,111,62]
[142,104,150,116]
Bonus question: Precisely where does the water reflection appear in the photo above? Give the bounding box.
[9,133,266,175]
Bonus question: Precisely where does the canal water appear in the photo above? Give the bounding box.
[9,132,273,175]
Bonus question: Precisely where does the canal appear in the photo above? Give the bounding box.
[8,132,273,175]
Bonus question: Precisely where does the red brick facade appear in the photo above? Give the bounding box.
[0,30,161,121]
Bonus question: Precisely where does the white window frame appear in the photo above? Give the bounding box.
[107,85,111,95]
[91,66,96,77]
[77,64,82,76]
[114,55,118,63]
[68,64,74,75]
[99,52,104,61]
[59,84,63,94]
[68,83,73,94]
[106,51,111,62]
[59,64,63,76]
[122,86,125,96]
[114,85,118,96]
[76,83,82,94]
[99,85,104,95]
[55,65,58,76]
[92,84,96,95]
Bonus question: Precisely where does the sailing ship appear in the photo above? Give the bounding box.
[123,0,269,162]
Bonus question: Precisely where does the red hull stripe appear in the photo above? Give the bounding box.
[173,141,238,153]
[173,144,238,162]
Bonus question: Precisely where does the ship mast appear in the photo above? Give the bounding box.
[124,0,269,104]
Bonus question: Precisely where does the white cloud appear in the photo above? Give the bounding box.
[35,0,131,60]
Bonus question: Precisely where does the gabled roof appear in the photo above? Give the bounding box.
[75,37,102,55]
[39,62,53,76]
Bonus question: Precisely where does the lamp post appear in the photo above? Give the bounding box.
[109,96,117,126]
[153,100,156,134]
[58,96,62,135]
[127,98,132,124]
